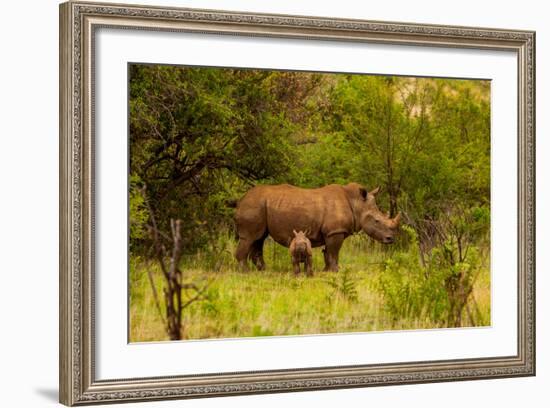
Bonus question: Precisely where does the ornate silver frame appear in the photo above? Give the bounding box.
[59,1,535,405]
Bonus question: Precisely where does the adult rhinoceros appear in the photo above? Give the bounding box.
[233,182,400,271]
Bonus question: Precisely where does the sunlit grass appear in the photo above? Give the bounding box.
[129,235,490,342]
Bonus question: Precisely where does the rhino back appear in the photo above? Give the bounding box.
[263,184,354,247]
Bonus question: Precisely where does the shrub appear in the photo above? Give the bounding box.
[377,224,485,328]
[325,267,359,303]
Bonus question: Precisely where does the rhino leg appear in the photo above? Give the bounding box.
[234,203,267,270]
[250,237,266,271]
[236,238,254,271]
[305,255,313,277]
[324,234,345,272]
[292,259,300,276]
[322,248,329,271]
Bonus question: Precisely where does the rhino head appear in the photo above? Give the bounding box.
[344,183,401,244]
[292,229,310,249]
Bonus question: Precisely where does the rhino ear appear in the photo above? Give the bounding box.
[359,187,368,201]
[370,186,381,196]
[393,212,401,225]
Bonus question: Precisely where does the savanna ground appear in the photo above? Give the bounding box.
[129,64,491,342]
[130,233,490,342]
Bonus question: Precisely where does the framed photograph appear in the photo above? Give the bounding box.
[59,1,535,405]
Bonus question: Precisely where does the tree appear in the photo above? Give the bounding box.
[129,65,321,253]
[325,75,490,249]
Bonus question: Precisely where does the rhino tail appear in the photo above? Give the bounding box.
[225,198,239,208]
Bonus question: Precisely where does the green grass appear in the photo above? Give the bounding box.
[129,235,490,342]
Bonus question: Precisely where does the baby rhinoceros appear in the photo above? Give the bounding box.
[289,230,313,277]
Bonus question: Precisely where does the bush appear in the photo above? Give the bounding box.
[377,225,486,328]
[325,267,359,302]
[378,226,448,326]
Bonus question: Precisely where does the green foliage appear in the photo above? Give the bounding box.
[325,267,359,303]
[377,224,489,328]
[130,65,324,252]
[129,174,149,250]
[324,76,490,219]
[378,226,448,325]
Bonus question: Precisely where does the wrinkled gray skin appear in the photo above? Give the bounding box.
[234,182,400,271]
[289,230,313,276]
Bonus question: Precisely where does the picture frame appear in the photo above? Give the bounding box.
[59,1,535,405]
